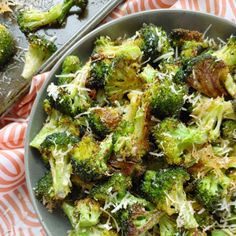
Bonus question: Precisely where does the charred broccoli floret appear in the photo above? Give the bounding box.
[153,118,207,166]
[135,24,174,64]
[56,55,82,85]
[113,91,150,162]
[195,173,231,212]
[90,173,132,203]
[47,62,91,117]
[34,172,56,211]
[17,0,88,33]
[21,34,57,79]
[70,134,113,182]
[40,132,79,199]
[141,168,198,229]
[147,77,187,119]
[213,36,236,72]
[118,203,161,236]
[191,95,236,141]
[170,28,208,61]
[62,198,102,229]
[0,24,15,67]
[86,58,111,89]
[87,107,122,138]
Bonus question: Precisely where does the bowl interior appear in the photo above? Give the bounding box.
[25,9,236,236]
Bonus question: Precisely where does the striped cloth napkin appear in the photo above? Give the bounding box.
[0,0,235,235]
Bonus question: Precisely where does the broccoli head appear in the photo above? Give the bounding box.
[141,168,198,229]
[62,198,101,229]
[104,56,144,102]
[0,24,15,67]
[68,228,118,236]
[170,28,208,61]
[195,173,231,212]
[191,95,236,141]
[70,134,113,182]
[30,109,80,150]
[56,55,82,85]
[34,172,56,211]
[153,118,207,166]
[86,57,111,89]
[17,0,88,33]
[213,36,236,72]
[113,92,150,162]
[21,34,57,79]
[118,203,161,236]
[88,107,122,138]
[90,173,132,203]
[135,24,174,64]
[47,63,91,117]
[147,77,187,119]
[40,132,79,199]
[93,36,142,61]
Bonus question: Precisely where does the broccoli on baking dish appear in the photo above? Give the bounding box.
[21,34,57,80]
[17,0,88,33]
[0,24,16,67]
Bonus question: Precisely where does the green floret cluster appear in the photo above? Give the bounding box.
[0,24,16,67]
[31,25,236,235]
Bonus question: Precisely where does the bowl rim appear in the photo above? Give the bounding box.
[25,8,236,236]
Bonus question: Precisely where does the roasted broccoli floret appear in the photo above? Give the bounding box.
[104,56,144,102]
[135,24,174,64]
[113,91,150,162]
[93,36,142,61]
[34,172,56,211]
[191,95,236,141]
[153,118,207,166]
[170,28,208,61]
[222,120,236,141]
[90,173,132,203]
[147,77,187,119]
[213,36,236,72]
[30,108,80,153]
[17,0,88,33]
[87,107,122,138]
[70,134,113,182]
[62,198,102,229]
[40,132,79,199]
[195,173,231,212]
[118,203,161,236]
[56,55,82,85]
[21,34,57,79]
[47,62,91,117]
[0,24,15,67]
[86,58,111,89]
[141,168,198,229]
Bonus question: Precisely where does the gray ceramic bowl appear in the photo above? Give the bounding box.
[25,9,236,236]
